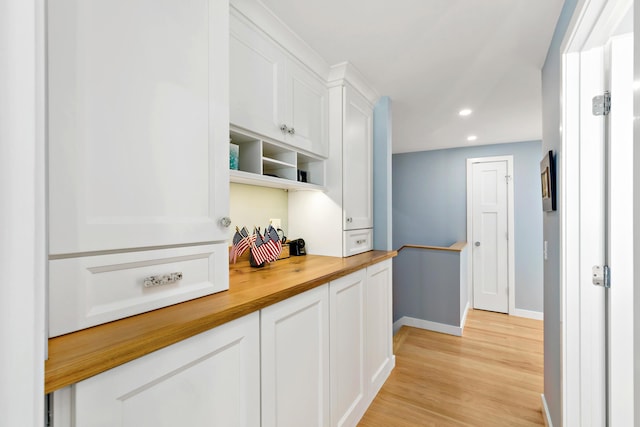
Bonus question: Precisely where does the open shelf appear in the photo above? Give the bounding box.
[229,126,325,191]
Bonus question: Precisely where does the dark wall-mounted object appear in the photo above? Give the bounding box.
[540,150,556,211]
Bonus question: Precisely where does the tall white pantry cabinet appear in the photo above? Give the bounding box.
[47,0,231,337]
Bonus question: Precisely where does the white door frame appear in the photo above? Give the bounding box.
[561,0,634,424]
[466,156,516,316]
[1,0,47,424]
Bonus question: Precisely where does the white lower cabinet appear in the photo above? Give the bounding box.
[329,270,366,427]
[261,285,330,427]
[52,261,393,427]
[365,260,394,398]
[329,260,394,427]
[52,313,260,427]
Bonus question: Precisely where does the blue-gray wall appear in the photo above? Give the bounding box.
[393,140,543,312]
[542,1,578,425]
[373,97,393,251]
[393,247,463,326]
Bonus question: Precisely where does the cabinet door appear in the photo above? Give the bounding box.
[48,0,229,255]
[261,285,330,427]
[342,85,373,230]
[285,62,329,158]
[329,270,366,427]
[230,11,287,144]
[55,312,260,427]
[365,260,394,398]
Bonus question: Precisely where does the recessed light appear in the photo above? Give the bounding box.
[467,135,477,142]
[459,109,472,116]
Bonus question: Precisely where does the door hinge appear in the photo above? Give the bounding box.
[592,91,611,116]
[592,265,611,288]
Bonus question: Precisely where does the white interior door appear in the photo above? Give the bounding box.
[472,160,509,313]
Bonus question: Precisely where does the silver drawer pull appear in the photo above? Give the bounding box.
[144,272,183,288]
[356,239,366,245]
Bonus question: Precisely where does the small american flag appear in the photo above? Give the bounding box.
[262,225,282,261]
[251,228,270,265]
[230,226,251,264]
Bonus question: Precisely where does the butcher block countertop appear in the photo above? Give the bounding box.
[45,250,397,394]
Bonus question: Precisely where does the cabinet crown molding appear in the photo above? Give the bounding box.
[328,62,380,106]
[230,0,330,80]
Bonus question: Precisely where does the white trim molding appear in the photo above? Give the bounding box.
[460,301,471,329]
[328,62,380,105]
[393,316,463,337]
[466,156,516,315]
[541,394,553,427]
[229,0,330,80]
[511,309,544,321]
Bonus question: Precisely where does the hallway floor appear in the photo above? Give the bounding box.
[359,309,544,426]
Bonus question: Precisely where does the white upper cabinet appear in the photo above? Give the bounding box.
[289,66,377,257]
[48,0,230,255]
[342,85,373,231]
[230,12,286,144]
[230,9,328,158]
[285,61,329,157]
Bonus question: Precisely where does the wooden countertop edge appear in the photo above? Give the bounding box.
[45,250,396,394]
[397,241,467,253]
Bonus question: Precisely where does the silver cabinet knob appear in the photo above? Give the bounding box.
[475,241,481,247]
[219,217,232,228]
[280,124,289,134]
[287,127,295,135]
[346,217,353,223]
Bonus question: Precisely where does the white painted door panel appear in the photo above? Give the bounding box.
[57,312,260,427]
[229,12,286,143]
[342,85,373,231]
[48,0,229,255]
[286,61,329,158]
[472,161,508,313]
[365,259,393,397]
[330,270,366,427]
[261,285,330,427]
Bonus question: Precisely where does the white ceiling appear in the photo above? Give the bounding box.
[260,0,565,153]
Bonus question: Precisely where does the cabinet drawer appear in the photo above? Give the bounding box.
[343,229,373,257]
[49,243,228,337]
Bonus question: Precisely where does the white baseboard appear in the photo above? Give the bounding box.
[541,394,553,427]
[460,302,470,331]
[393,316,462,337]
[511,308,544,321]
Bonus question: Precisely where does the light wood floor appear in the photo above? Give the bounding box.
[359,309,544,426]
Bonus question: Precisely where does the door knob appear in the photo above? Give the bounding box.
[219,217,232,228]
[475,241,481,247]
